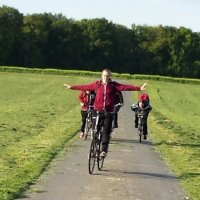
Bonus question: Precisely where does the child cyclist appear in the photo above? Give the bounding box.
[131,93,152,140]
[79,90,96,138]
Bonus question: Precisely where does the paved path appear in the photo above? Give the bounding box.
[17,93,186,200]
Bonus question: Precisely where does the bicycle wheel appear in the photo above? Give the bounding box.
[88,140,96,174]
[97,130,104,170]
[138,129,142,143]
[84,119,89,141]
[138,118,142,143]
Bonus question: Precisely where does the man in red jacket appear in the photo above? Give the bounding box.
[64,69,147,158]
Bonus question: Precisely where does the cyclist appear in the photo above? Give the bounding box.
[79,90,96,138]
[113,90,124,128]
[131,93,152,140]
[64,69,147,158]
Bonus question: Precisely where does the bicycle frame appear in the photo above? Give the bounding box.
[137,109,147,143]
[84,105,94,140]
[88,111,114,174]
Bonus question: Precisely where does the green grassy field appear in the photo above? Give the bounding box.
[0,71,200,200]
[0,72,95,200]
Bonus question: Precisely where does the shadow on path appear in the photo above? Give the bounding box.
[99,169,178,181]
[110,138,153,146]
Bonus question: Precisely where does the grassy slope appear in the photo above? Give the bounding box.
[132,80,200,200]
[0,72,95,200]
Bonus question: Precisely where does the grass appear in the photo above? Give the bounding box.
[131,80,200,200]
[0,71,200,200]
[0,72,95,200]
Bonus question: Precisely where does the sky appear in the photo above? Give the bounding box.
[0,0,200,32]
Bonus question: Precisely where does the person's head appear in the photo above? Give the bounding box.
[101,69,112,84]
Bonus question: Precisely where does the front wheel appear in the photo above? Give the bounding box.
[138,118,143,143]
[88,140,96,174]
[139,130,142,143]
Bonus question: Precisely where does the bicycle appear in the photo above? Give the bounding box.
[88,111,114,174]
[84,105,94,140]
[137,107,149,143]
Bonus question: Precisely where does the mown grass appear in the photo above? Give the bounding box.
[1,71,200,200]
[131,80,200,200]
[0,72,95,200]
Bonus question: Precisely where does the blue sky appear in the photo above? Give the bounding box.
[0,0,199,32]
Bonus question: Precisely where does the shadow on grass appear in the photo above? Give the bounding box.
[153,140,200,148]
[178,172,200,179]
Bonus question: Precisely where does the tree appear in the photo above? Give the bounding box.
[0,6,23,65]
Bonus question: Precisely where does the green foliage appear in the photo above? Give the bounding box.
[0,5,23,65]
[1,5,200,78]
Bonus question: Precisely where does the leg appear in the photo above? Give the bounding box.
[143,112,149,140]
[135,113,138,128]
[101,115,113,153]
[80,110,87,137]
[143,112,149,135]
[143,120,148,135]
[114,112,118,128]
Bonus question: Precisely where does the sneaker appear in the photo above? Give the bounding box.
[143,135,147,140]
[135,124,138,128]
[100,151,107,158]
[114,123,118,128]
[79,132,84,138]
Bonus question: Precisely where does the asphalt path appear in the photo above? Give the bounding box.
[17,92,186,200]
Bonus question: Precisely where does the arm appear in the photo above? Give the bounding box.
[78,91,84,101]
[115,82,147,91]
[64,81,98,91]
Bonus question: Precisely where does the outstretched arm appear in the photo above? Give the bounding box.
[115,82,147,91]
[64,81,98,91]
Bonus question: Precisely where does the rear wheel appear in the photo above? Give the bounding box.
[88,140,96,174]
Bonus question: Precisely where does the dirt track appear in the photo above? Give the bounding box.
[17,92,186,200]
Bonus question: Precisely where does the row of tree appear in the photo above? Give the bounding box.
[0,5,200,78]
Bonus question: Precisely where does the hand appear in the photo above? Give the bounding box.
[80,102,84,106]
[64,84,71,89]
[140,83,147,91]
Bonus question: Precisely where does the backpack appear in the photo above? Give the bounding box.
[88,91,96,106]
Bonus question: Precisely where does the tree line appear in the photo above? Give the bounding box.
[0,5,200,78]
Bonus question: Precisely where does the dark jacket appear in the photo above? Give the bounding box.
[115,91,124,105]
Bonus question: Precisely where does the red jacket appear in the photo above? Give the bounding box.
[72,80,141,112]
[78,91,89,111]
